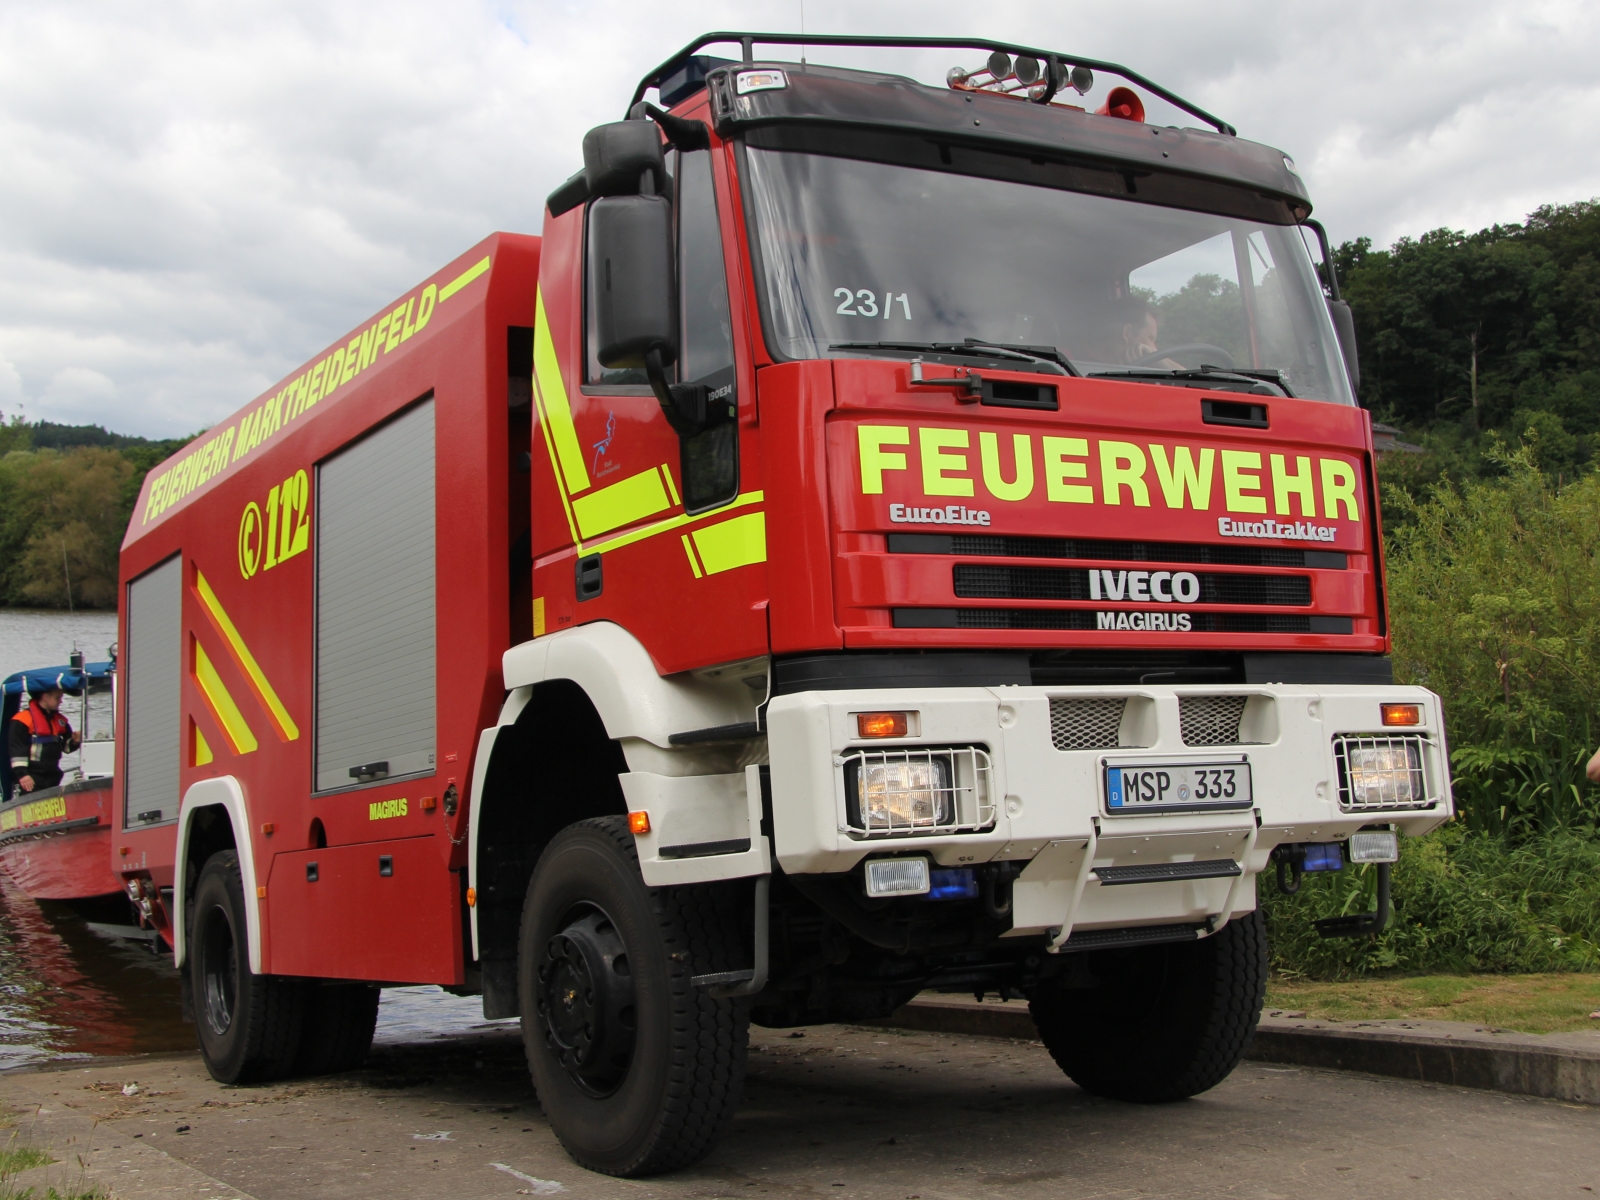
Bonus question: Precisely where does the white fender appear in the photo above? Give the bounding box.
[501,621,757,748]
[172,775,259,973]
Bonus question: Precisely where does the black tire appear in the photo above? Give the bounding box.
[1029,910,1268,1103]
[518,816,749,1177]
[190,850,305,1084]
[294,983,380,1076]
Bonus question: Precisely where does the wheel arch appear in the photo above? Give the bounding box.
[173,776,254,971]
[468,677,630,1018]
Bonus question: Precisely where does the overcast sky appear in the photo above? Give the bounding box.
[2,0,1597,438]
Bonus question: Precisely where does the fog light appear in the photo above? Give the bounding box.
[858,757,953,832]
[1348,831,1399,863]
[1381,703,1422,727]
[865,858,930,897]
[1347,742,1425,807]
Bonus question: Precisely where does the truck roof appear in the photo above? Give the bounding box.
[634,34,1308,227]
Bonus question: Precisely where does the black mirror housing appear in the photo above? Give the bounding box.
[584,121,666,199]
[1326,298,1361,392]
[590,194,678,370]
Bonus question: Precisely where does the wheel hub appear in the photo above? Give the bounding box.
[200,903,238,1038]
[537,908,636,1095]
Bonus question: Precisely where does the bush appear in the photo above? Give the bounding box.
[1385,449,1600,836]
[1264,825,1600,978]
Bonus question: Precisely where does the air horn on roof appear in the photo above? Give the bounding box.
[947,51,1095,104]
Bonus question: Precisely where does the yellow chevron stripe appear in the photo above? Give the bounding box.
[533,291,591,495]
[194,570,299,741]
[193,639,258,755]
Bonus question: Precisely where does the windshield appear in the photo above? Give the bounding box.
[741,148,1354,404]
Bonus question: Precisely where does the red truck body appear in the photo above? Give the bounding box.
[113,34,1449,1176]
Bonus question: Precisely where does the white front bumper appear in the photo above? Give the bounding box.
[766,683,1451,944]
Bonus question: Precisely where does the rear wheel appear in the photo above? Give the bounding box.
[190,850,304,1084]
[1029,910,1268,1103]
[518,816,749,1176]
[295,983,380,1076]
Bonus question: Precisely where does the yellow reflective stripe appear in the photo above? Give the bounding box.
[193,640,258,755]
[438,255,491,302]
[533,291,590,495]
[681,534,703,578]
[585,490,764,557]
[193,723,214,767]
[572,467,671,540]
[194,570,299,741]
[531,380,582,547]
[690,512,767,575]
[660,463,680,506]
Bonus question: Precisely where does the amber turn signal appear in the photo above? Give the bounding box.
[1380,703,1422,727]
[466,887,477,908]
[628,810,652,835]
[856,711,909,739]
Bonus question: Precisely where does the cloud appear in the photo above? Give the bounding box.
[0,0,1596,436]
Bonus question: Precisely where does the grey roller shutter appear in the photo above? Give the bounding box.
[315,398,436,792]
[124,555,182,827]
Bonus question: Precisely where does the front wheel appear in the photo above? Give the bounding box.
[190,850,305,1084]
[1029,910,1267,1103]
[518,817,749,1176]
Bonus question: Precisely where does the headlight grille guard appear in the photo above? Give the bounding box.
[839,745,996,839]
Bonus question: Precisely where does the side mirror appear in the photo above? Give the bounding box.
[548,121,667,216]
[1326,299,1361,392]
[591,194,678,370]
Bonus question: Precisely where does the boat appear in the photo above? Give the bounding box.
[0,656,121,901]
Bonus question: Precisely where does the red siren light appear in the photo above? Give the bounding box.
[1097,86,1145,123]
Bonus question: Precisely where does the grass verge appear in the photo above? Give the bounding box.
[1265,972,1600,1034]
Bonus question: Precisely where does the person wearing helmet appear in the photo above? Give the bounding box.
[9,684,80,794]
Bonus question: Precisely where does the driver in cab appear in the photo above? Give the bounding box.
[1105,297,1180,367]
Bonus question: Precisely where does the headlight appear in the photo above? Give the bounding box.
[1339,738,1426,809]
[857,757,953,832]
[842,746,994,837]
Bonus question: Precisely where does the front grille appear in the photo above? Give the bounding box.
[890,532,1347,570]
[953,565,1311,607]
[892,609,1353,634]
[1179,695,1248,745]
[1333,735,1438,811]
[1050,698,1126,750]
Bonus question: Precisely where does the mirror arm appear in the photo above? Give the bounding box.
[645,349,706,437]
[630,102,711,151]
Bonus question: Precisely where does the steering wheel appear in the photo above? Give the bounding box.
[1134,343,1236,369]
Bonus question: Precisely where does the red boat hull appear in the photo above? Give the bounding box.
[0,781,121,901]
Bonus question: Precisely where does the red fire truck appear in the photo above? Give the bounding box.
[116,33,1451,1176]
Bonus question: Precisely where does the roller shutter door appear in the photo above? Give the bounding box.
[315,398,436,792]
[124,555,183,827]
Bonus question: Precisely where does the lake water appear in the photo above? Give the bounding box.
[0,609,514,1071]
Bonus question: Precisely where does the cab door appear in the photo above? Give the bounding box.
[530,136,766,672]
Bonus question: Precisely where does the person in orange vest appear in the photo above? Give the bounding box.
[9,684,80,794]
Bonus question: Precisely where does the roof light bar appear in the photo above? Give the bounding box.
[628,32,1236,135]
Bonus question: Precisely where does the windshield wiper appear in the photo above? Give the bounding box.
[830,339,1078,377]
[1088,365,1291,398]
